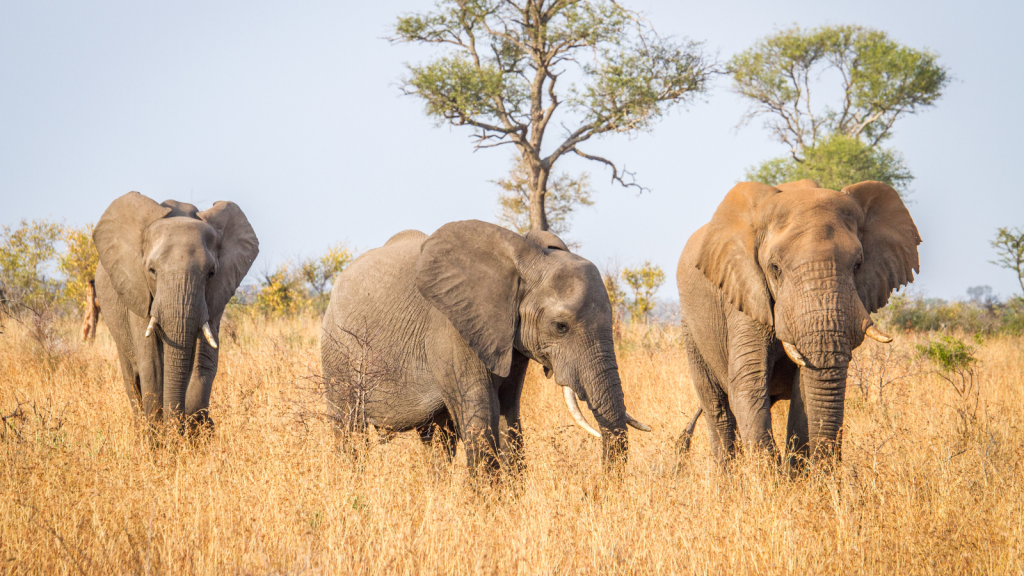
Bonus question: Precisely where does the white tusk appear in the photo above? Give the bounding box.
[145,317,158,338]
[782,341,807,367]
[626,413,651,432]
[865,325,893,344]
[202,322,218,349]
[563,387,601,438]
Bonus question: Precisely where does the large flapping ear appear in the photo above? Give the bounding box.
[524,230,569,252]
[695,182,780,326]
[92,192,172,318]
[843,181,921,313]
[416,220,544,377]
[198,201,260,320]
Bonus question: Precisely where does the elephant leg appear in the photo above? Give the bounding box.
[131,313,164,427]
[185,318,220,435]
[725,312,779,462]
[496,353,529,476]
[449,382,501,474]
[417,410,459,462]
[683,334,735,463]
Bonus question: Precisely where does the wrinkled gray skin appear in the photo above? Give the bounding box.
[677,180,920,467]
[321,220,633,473]
[94,192,258,432]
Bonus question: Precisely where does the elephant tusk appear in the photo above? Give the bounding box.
[563,387,601,438]
[626,413,652,432]
[145,317,158,338]
[865,325,893,344]
[782,341,807,367]
[202,322,218,349]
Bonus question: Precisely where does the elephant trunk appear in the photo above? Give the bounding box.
[580,347,629,470]
[155,273,208,425]
[781,263,858,467]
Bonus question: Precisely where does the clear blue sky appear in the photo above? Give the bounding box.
[3,1,1022,301]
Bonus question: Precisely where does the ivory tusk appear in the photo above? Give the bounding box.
[145,317,158,338]
[865,325,893,344]
[563,387,601,438]
[202,322,218,349]
[782,341,807,367]
[626,413,651,432]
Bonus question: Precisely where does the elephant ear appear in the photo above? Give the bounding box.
[198,201,260,320]
[695,182,780,326]
[93,192,172,318]
[843,181,921,313]
[416,220,544,377]
[525,230,569,252]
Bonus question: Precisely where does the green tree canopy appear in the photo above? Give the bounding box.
[393,0,715,231]
[744,133,914,193]
[731,25,949,193]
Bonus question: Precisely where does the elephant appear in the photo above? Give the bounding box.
[321,220,649,473]
[93,192,258,433]
[676,180,920,467]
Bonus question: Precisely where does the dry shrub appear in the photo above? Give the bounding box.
[1,318,1022,574]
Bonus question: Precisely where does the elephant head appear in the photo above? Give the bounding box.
[93,192,258,423]
[696,180,920,461]
[415,220,648,466]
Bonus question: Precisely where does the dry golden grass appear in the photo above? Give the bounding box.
[2,314,1022,574]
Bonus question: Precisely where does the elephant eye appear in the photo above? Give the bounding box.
[769,263,782,278]
[854,260,862,272]
[208,269,216,279]
[554,321,569,334]
[148,268,156,276]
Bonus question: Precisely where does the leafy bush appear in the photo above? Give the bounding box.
[621,262,665,325]
[250,243,355,317]
[877,291,1024,336]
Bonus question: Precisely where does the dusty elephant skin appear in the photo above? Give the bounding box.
[321,220,648,474]
[93,192,258,434]
[677,180,920,469]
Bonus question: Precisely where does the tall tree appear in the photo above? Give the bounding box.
[493,160,594,242]
[730,25,949,193]
[392,0,715,231]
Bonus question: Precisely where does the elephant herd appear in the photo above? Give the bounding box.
[91,178,920,474]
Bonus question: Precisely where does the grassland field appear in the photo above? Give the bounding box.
[1,313,1022,574]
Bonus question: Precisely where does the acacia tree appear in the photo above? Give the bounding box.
[991,227,1024,294]
[392,0,715,231]
[731,25,949,193]
[493,160,594,241]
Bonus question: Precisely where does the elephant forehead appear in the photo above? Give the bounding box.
[763,192,861,236]
[538,260,607,311]
[145,218,218,257]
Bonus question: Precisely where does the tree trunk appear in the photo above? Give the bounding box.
[528,163,550,231]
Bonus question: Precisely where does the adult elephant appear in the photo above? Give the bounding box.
[676,180,920,466]
[321,220,649,473]
[94,192,258,433]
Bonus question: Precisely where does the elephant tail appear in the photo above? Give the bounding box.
[676,407,703,454]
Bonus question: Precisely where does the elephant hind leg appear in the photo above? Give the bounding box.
[682,336,736,464]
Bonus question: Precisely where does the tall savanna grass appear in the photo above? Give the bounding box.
[2,315,1022,574]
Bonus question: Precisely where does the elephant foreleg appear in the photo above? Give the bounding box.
[417,410,459,463]
[449,384,501,475]
[185,317,220,435]
[496,352,529,476]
